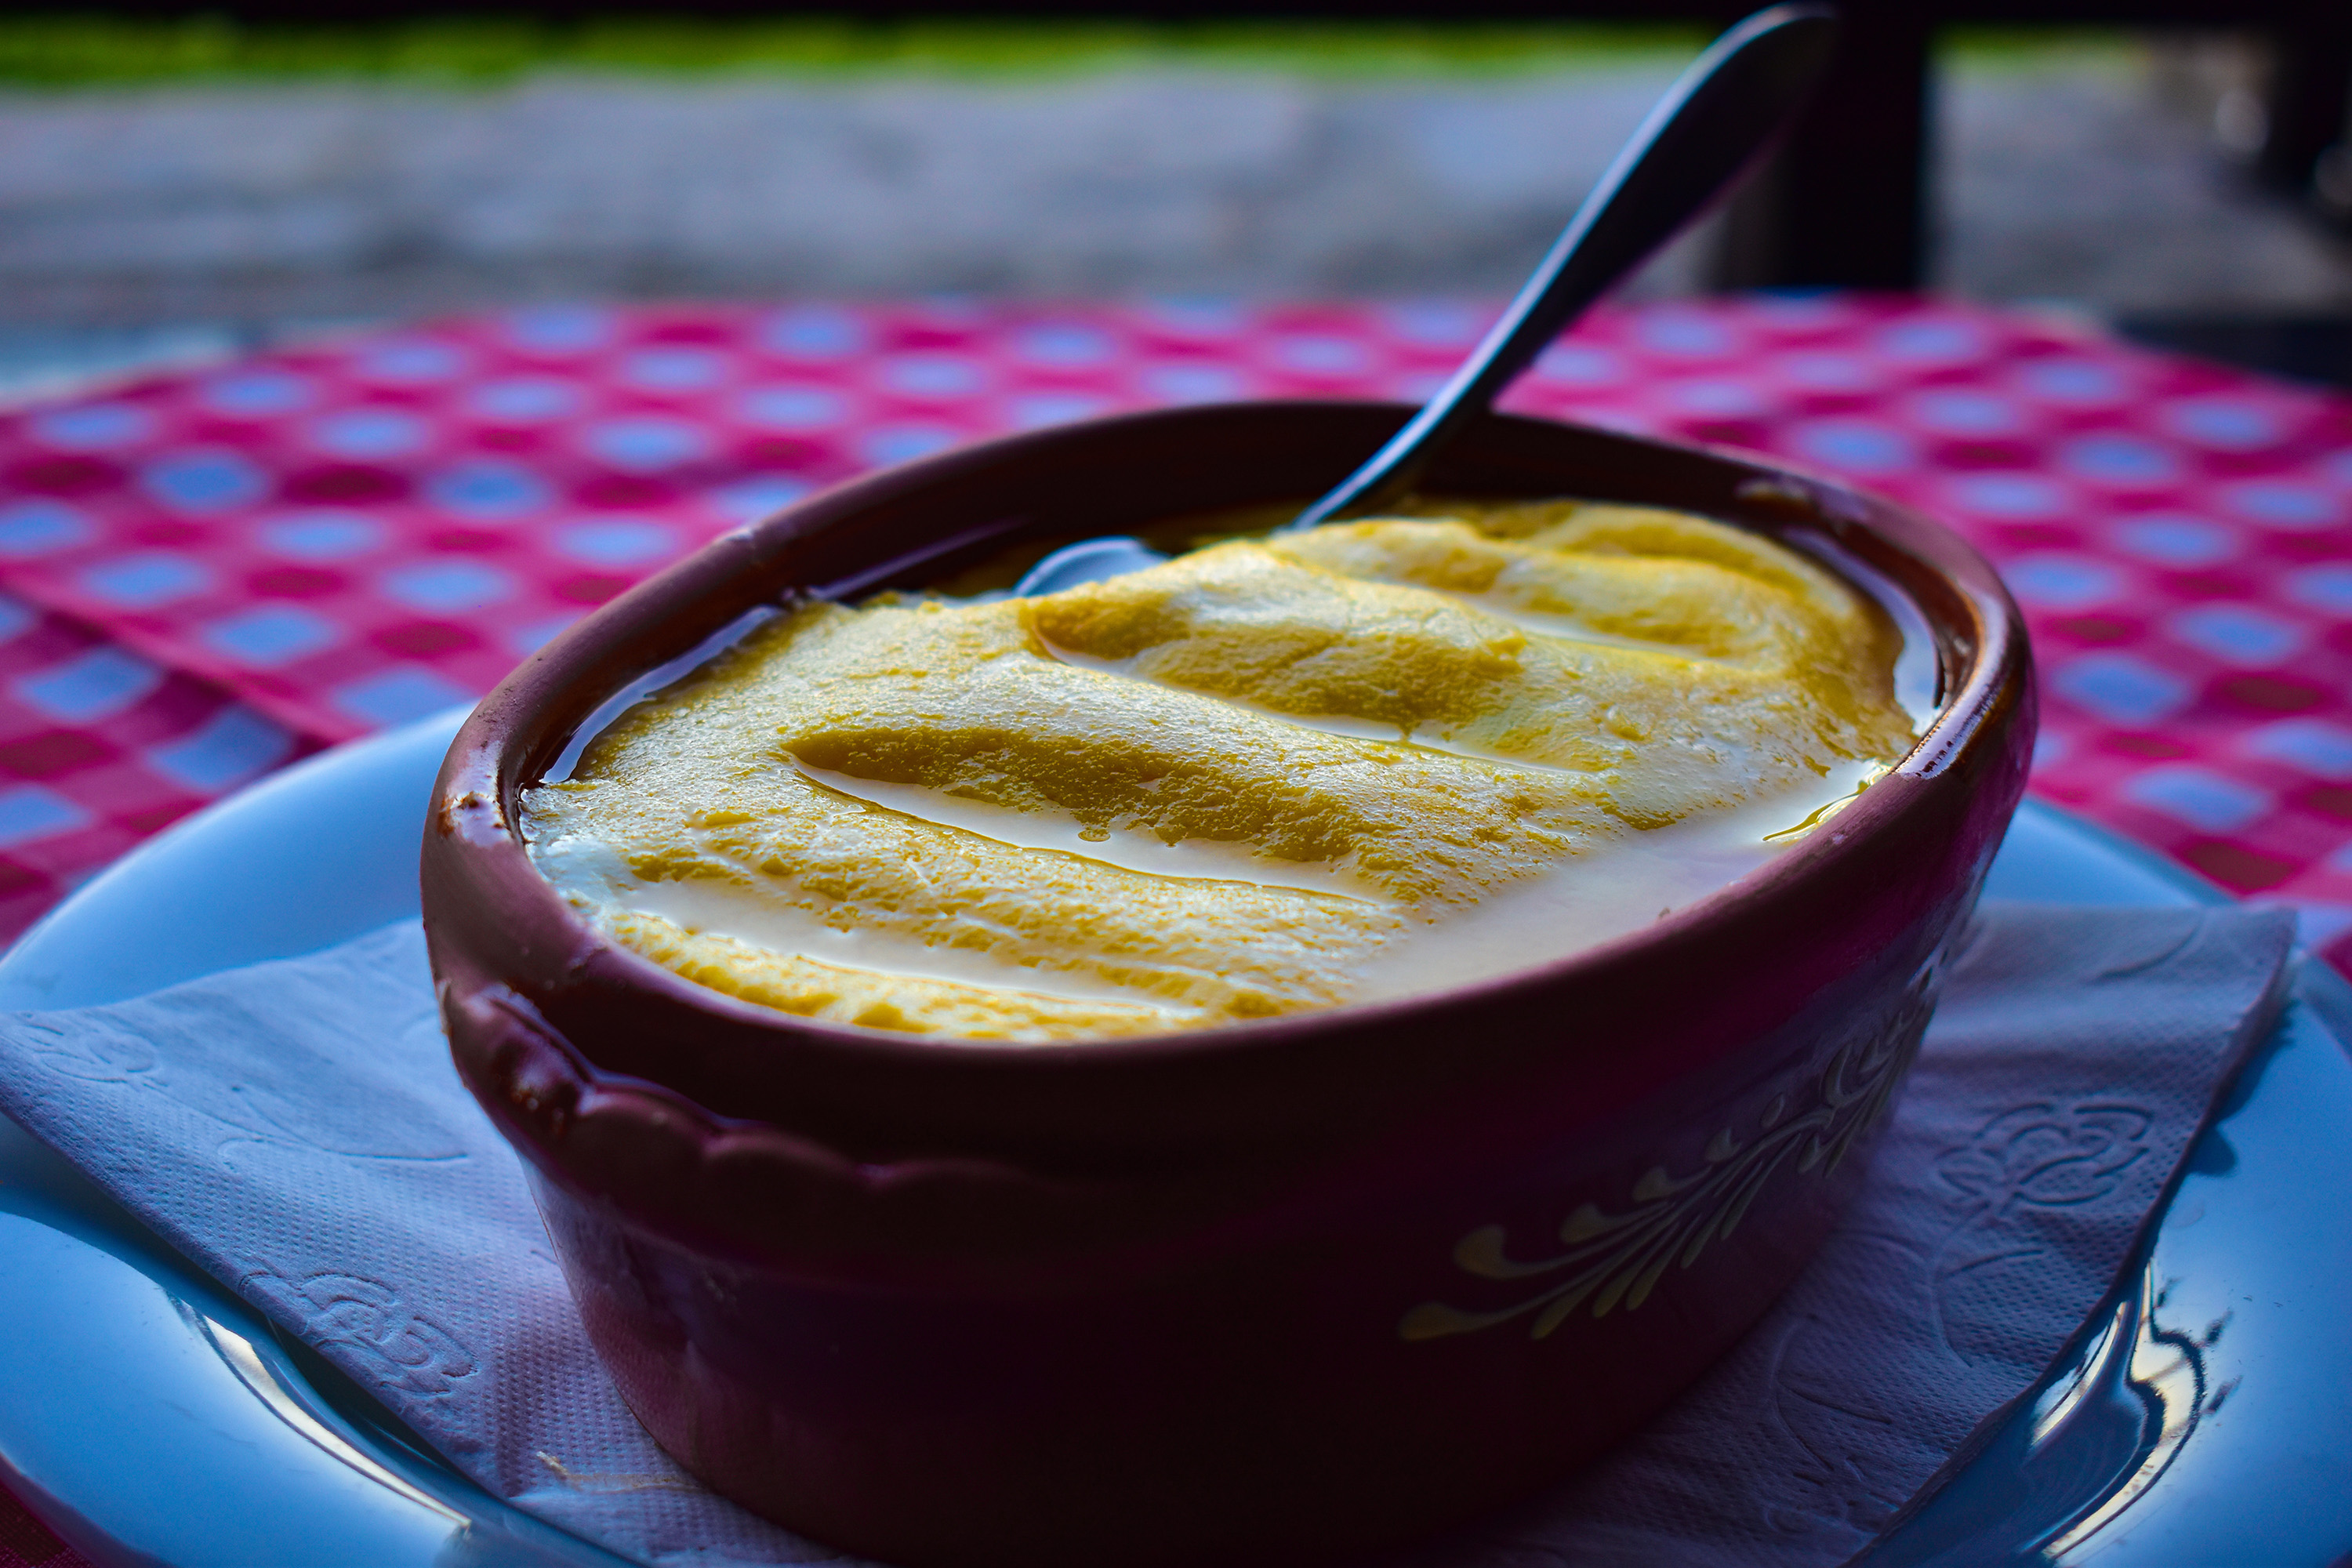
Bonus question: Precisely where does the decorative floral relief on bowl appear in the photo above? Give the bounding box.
[1403,949,1948,1343]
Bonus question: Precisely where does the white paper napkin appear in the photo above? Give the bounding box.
[0,902,2295,1567]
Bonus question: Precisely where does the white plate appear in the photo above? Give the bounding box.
[0,710,2347,1566]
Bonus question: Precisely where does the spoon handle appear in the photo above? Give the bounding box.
[1290,2,1841,530]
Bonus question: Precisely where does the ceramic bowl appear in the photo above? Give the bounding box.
[420,401,2034,1567]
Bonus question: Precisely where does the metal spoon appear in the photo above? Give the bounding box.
[1014,2,1840,597]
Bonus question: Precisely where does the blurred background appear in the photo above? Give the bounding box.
[2,4,2348,401]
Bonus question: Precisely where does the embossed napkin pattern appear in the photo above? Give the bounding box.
[0,922,823,1567]
[0,903,2295,1568]
[1406,902,2294,1568]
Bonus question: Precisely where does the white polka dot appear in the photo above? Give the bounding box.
[2169,604,2306,667]
[2005,554,2123,611]
[1530,346,1621,386]
[858,424,962,466]
[0,501,93,558]
[2060,435,2178,486]
[426,462,550,521]
[308,409,430,459]
[1778,353,1876,391]
[30,402,155,449]
[760,307,869,359]
[468,377,583,423]
[2051,652,2189,726]
[2017,358,2127,405]
[0,785,89,847]
[354,339,470,383]
[1637,311,1737,358]
[554,519,677,568]
[142,451,267,514]
[2161,397,2283,452]
[332,667,477,729]
[1379,301,1488,347]
[2109,516,2239,568]
[2221,481,2341,531]
[621,347,730,392]
[1905,390,2019,436]
[738,386,850,431]
[1668,379,1769,417]
[198,371,315,417]
[2245,718,2352,780]
[259,513,384,561]
[1142,363,1244,404]
[2285,563,2352,614]
[1947,473,2068,520]
[583,418,711,472]
[879,355,987,399]
[14,648,162,722]
[78,552,211,608]
[1012,323,1118,366]
[381,561,515,614]
[1267,335,1374,377]
[147,706,295,792]
[201,606,339,668]
[1789,418,1915,475]
[1875,318,1982,362]
[2123,765,2270,833]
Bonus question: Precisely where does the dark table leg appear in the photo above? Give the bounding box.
[2256,5,2352,198]
[1711,2,1935,291]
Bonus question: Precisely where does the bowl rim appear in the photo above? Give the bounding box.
[429,397,2031,1076]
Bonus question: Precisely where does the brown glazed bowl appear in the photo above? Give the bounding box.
[421,402,2033,1567]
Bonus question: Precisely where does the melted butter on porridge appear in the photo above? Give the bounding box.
[522,499,1918,1042]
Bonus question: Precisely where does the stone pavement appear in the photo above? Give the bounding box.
[0,46,2346,398]
[0,64,1703,328]
[1946,64,2350,314]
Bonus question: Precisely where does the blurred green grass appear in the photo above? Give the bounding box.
[0,13,2142,86]
[0,13,1719,84]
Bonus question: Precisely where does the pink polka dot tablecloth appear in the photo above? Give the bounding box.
[2,292,2351,975]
